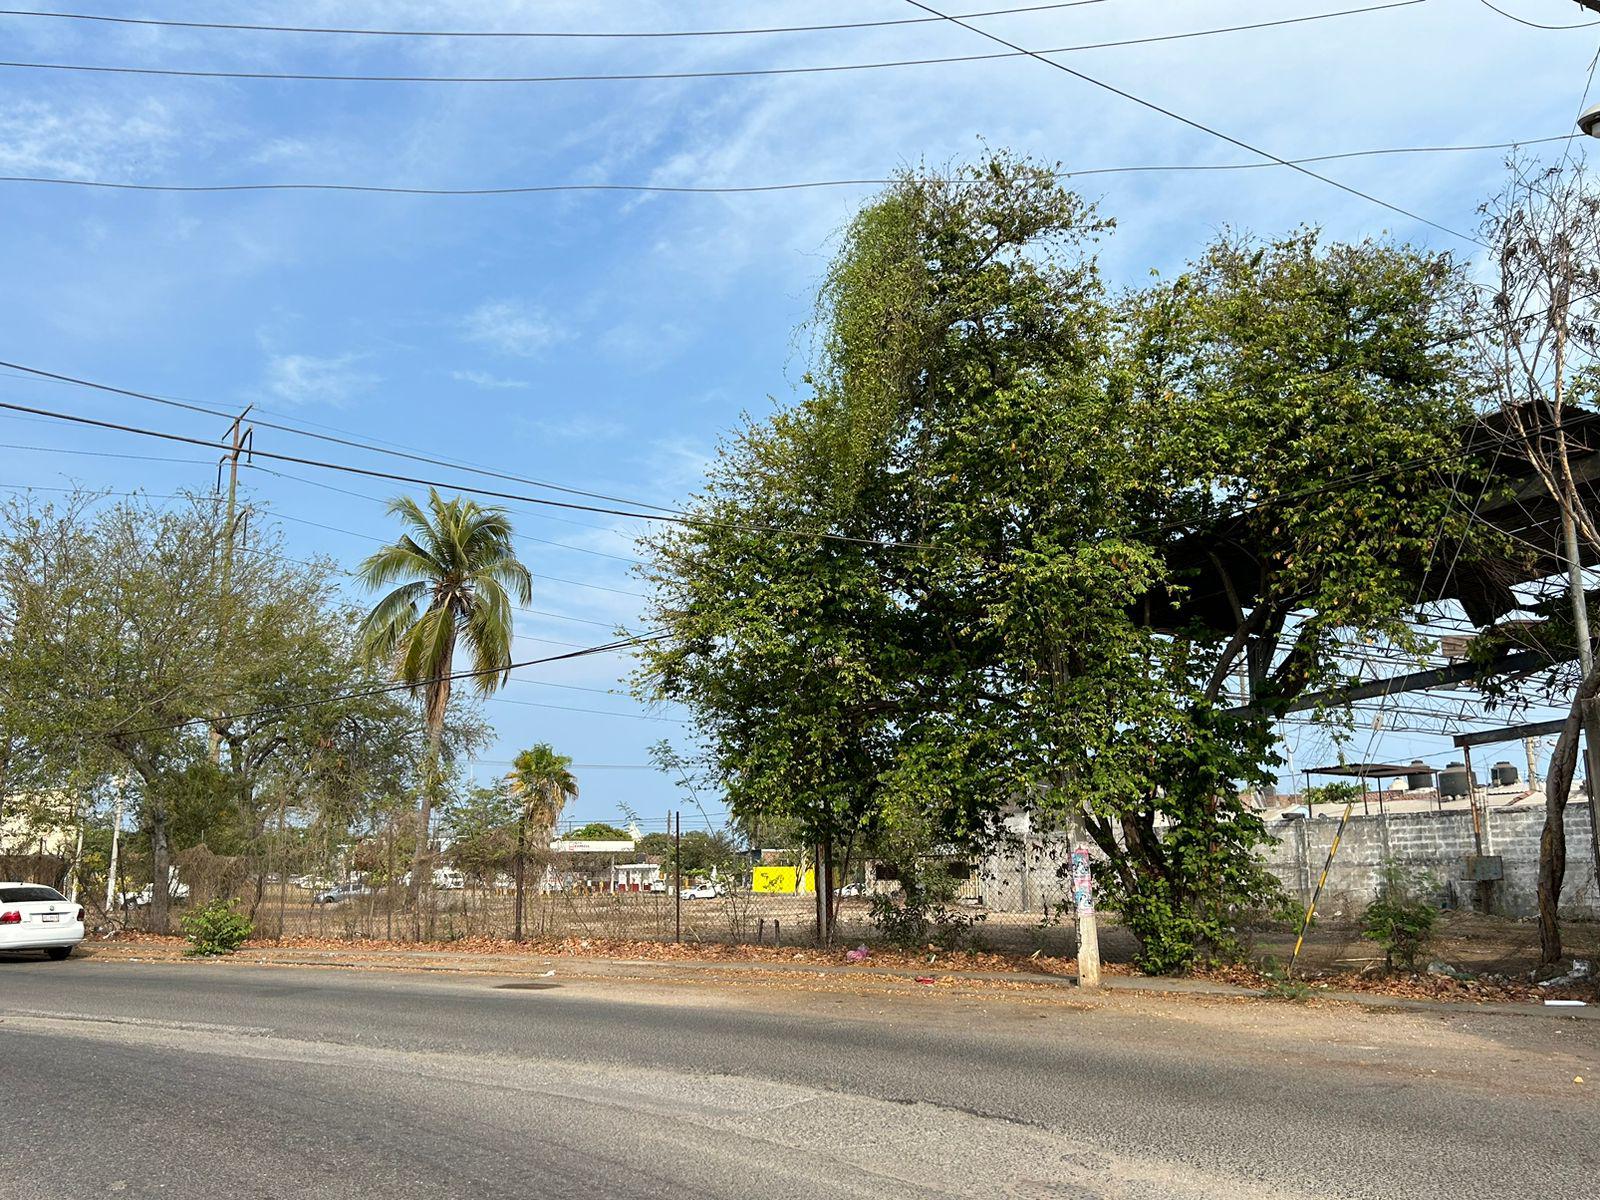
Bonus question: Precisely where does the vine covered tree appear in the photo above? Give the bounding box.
[640,153,1485,971]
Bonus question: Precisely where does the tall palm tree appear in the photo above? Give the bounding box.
[506,743,578,940]
[358,489,532,916]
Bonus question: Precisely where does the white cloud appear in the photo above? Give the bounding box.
[526,414,627,441]
[462,300,567,357]
[265,353,379,406]
[0,98,182,177]
[453,369,530,390]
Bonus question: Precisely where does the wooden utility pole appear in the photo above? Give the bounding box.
[210,406,253,763]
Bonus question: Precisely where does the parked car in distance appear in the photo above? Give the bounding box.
[312,881,371,906]
[0,882,85,960]
[680,882,726,900]
[647,879,668,893]
[121,881,192,909]
[835,882,864,898]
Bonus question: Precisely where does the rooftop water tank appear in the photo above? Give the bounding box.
[1491,761,1520,787]
[1405,760,1434,791]
[1438,761,1473,798]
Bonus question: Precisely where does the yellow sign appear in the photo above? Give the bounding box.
[751,866,815,894]
[752,866,796,893]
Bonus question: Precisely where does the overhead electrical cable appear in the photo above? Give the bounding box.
[1475,0,1599,29]
[243,463,647,570]
[0,135,1570,198]
[0,358,681,515]
[6,279,1598,558]
[0,398,945,550]
[106,632,665,737]
[0,3,1430,85]
[0,2,1115,39]
[902,0,1482,247]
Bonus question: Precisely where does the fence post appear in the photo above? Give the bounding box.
[673,811,682,943]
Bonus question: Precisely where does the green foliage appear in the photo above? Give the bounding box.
[357,489,534,717]
[1259,957,1313,1002]
[566,821,632,841]
[180,898,253,957]
[1362,861,1439,972]
[636,829,742,879]
[445,785,519,883]
[867,857,985,952]
[638,150,1489,974]
[506,744,578,833]
[0,489,488,929]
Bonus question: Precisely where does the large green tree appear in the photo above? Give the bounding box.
[640,154,1486,970]
[358,489,532,915]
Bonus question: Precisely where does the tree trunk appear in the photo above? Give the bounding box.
[513,816,527,942]
[409,665,453,937]
[1538,661,1600,962]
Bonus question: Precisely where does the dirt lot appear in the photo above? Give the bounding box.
[84,905,1600,1007]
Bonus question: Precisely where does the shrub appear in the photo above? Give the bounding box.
[1361,861,1438,973]
[181,898,253,957]
[869,860,984,952]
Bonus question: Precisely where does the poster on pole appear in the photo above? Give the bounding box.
[1070,846,1094,915]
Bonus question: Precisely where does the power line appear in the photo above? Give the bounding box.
[488,694,683,723]
[0,2,1112,40]
[1476,0,1599,29]
[0,358,681,516]
[6,280,1596,563]
[245,463,647,570]
[109,633,664,737]
[0,3,1430,85]
[0,135,1571,199]
[0,396,946,550]
[262,505,645,608]
[903,0,1482,247]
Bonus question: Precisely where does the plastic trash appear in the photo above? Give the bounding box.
[845,945,870,963]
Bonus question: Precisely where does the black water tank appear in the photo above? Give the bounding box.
[1405,760,1434,791]
[1438,761,1473,797]
[1491,761,1520,787]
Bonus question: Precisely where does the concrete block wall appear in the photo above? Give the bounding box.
[1261,803,1599,920]
[976,806,1600,920]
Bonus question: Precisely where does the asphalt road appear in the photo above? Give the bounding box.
[2,955,1595,1199]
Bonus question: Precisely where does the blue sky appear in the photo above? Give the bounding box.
[0,1,1594,822]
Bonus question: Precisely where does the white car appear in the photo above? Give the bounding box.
[680,882,726,900]
[120,881,192,909]
[0,882,85,960]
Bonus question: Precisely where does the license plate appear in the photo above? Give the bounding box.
[41,914,59,923]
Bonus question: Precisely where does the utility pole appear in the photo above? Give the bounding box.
[1065,808,1100,988]
[103,779,125,915]
[210,406,253,763]
[1560,506,1600,885]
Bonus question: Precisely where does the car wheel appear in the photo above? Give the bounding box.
[44,946,71,961]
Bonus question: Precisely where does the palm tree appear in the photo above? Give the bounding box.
[506,743,578,940]
[358,489,532,918]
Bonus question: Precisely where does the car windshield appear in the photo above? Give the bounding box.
[0,885,66,903]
